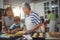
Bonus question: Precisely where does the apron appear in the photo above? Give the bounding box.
[49,20,56,32]
[25,16,35,30]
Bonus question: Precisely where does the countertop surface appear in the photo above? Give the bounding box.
[46,33,60,39]
[0,32,60,39]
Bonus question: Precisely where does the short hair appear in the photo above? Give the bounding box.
[48,11,51,14]
[14,16,20,21]
[22,2,31,10]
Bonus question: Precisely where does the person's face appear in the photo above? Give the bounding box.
[23,7,30,15]
[6,11,13,18]
[14,19,20,25]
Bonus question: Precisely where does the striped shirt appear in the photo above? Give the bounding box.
[30,12,41,26]
[10,22,24,29]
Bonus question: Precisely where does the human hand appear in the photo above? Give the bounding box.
[2,26,6,33]
[7,29,11,34]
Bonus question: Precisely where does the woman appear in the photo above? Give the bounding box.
[2,7,14,33]
[48,11,56,32]
[22,3,42,34]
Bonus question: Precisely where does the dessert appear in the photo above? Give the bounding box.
[39,33,43,37]
[32,33,37,37]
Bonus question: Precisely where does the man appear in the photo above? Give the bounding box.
[48,11,56,32]
[22,3,42,34]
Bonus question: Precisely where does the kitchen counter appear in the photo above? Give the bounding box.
[0,32,45,40]
[46,33,60,40]
[0,32,60,40]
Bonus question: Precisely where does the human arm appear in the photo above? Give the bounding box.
[24,13,42,34]
[24,23,42,34]
[10,23,24,32]
[2,16,6,33]
[48,14,51,23]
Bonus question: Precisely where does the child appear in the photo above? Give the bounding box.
[40,17,45,32]
[40,20,49,32]
[40,17,48,32]
[8,16,24,34]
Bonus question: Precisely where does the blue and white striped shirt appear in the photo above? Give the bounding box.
[30,12,41,26]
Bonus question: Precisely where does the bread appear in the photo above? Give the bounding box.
[49,32,58,37]
[39,33,43,37]
[32,33,37,37]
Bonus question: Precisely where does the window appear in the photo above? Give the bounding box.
[12,6,25,20]
[44,2,49,19]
